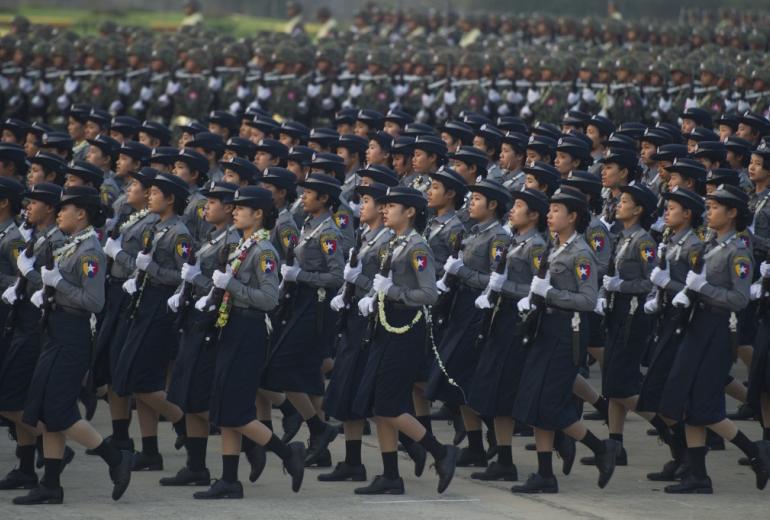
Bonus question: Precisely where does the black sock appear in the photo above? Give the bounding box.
[730,430,760,459]
[609,433,623,446]
[221,454,239,483]
[112,419,130,441]
[382,451,399,480]
[92,439,122,467]
[497,445,513,467]
[17,445,35,475]
[241,436,257,453]
[173,418,187,437]
[261,419,273,432]
[537,451,554,478]
[670,422,687,462]
[649,416,673,446]
[399,431,414,448]
[187,437,207,472]
[764,428,770,442]
[142,436,159,456]
[417,415,432,435]
[42,458,62,488]
[467,429,484,454]
[580,430,605,455]
[279,400,297,416]
[593,396,609,417]
[265,434,292,461]
[687,446,708,479]
[306,415,325,436]
[419,432,447,460]
[345,440,362,466]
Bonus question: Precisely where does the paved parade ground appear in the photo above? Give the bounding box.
[1,365,767,520]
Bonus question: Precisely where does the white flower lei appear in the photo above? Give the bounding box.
[119,208,151,233]
[54,226,97,262]
[377,290,422,334]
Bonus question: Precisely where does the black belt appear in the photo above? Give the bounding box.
[385,301,422,311]
[146,281,177,290]
[108,277,127,285]
[51,304,90,318]
[696,301,731,315]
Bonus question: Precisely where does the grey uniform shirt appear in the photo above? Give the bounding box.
[699,231,752,312]
[425,211,465,278]
[600,224,656,298]
[185,225,241,299]
[500,228,547,300]
[112,210,160,280]
[0,219,24,291]
[24,224,66,296]
[224,236,280,311]
[144,215,193,287]
[400,173,431,194]
[585,214,613,279]
[379,229,438,308]
[271,207,300,261]
[749,188,770,258]
[183,188,212,248]
[54,229,106,313]
[347,225,393,301]
[658,227,703,299]
[544,234,598,312]
[455,219,510,291]
[333,199,356,258]
[500,169,526,192]
[295,212,344,290]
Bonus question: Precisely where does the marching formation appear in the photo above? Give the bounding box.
[1,7,770,507]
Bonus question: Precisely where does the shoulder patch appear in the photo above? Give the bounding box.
[280,227,299,249]
[259,250,277,273]
[196,200,206,220]
[490,239,507,263]
[531,245,545,271]
[688,249,701,269]
[320,232,338,255]
[737,230,751,249]
[575,256,592,281]
[412,249,429,272]
[588,229,606,253]
[175,235,192,259]
[733,255,751,280]
[81,255,100,278]
[10,239,25,260]
[639,239,656,264]
[334,210,351,229]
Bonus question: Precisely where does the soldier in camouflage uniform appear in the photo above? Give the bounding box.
[750,66,770,117]
[529,57,568,124]
[607,56,643,124]
[305,44,342,128]
[140,45,176,123]
[357,47,393,114]
[695,58,726,120]
[217,42,251,115]
[75,40,116,112]
[267,44,303,122]
[171,47,211,126]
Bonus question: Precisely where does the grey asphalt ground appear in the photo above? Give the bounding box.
[1,364,768,520]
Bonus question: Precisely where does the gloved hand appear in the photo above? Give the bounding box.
[761,261,770,278]
[658,96,672,113]
[131,99,146,112]
[672,290,691,308]
[685,270,708,292]
[16,253,35,276]
[434,104,448,121]
[348,83,362,99]
[530,276,552,298]
[649,266,671,289]
[167,293,181,312]
[135,251,152,271]
[109,100,123,114]
[140,85,153,101]
[594,297,607,315]
[582,88,596,103]
[526,88,540,104]
[41,265,62,288]
[443,89,456,106]
[643,298,660,314]
[208,75,222,91]
[281,263,301,282]
[2,282,18,305]
[684,97,697,109]
[122,278,137,295]
[506,90,523,105]
[237,84,251,100]
[212,266,233,290]
[567,90,580,105]
[393,83,409,98]
[257,85,271,100]
[436,276,449,293]
[165,80,180,96]
[488,271,506,291]
[603,274,622,292]
[104,237,122,260]
[331,83,345,98]
[488,88,501,103]
[330,294,346,312]
[474,293,492,309]
[181,261,201,283]
[229,100,243,114]
[194,292,212,312]
[750,282,763,301]
[31,289,44,308]
[18,225,32,242]
[157,94,170,107]
[443,253,463,276]
[321,97,335,111]
[519,104,533,119]
[373,274,393,294]
[307,83,321,98]
[517,296,532,313]
[496,103,511,116]
[64,77,79,95]
[343,261,362,283]
[357,295,374,317]
[117,79,131,96]
[38,81,53,96]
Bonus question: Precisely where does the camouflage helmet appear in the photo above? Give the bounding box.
[13,38,32,58]
[344,46,367,67]
[459,52,481,71]
[579,57,597,74]
[84,40,108,63]
[751,66,770,86]
[10,15,30,33]
[748,29,768,48]
[223,42,249,63]
[700,57,723,76]
[186,47,210,69]
[126,42,151,62]
[272,44,296,65]
[647,61,669,81]
[31,41,51,57]
[538,56,563,76]
[151,45,175,66]
[315,44,342,64]
[366,47,391,69]
[482,51,503,75]
[432,48,456,69]
[50,39,75,61]
[410,50,432,69]
[614,55,636,72]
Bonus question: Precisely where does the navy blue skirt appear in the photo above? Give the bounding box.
[0,302,42,411]
[112,284,177,396]
[747,318,770,411]
[210,309,268,428]
[22,310,91,432]
[425,286,483,406]
[353,305,427,418]
[602,293,652,399]
[512,309,584,431]
[659,307,731,426]
[262,284,332,395]
[167,309,217,414]
[637,303,684,413]
[92,279,128,387]
[467,301,528,417]
[324,312,370,421]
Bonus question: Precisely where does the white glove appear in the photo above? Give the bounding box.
[257,85,271,100]
[594,297,607,315]
[436,275,449,293]
[158,93,170,107]
[18,225,32,242]
[122,278,137,295]
[737,99,751,113]
[64,77,79,94]
[506,90,523,105]
[603,274,622,292]
[212,267,233,290]
[672,290,691,308]
[117,79,131,96]
[321,97,335,111]
[658,96,672,113]
[281,263,300,282]
[443,253,463,276]
[643,298,660,314]
[109,100,123,114]
[530,276,552,298]
[435,104,448,121]
[567,91,580,105]
[603,94,615,110]
[331,83,345,98]
[104,237,122,260]
[750,282,763,301]
[131,99,146,112]
[357,295,374,316]
[165,81,180,96]
[228,100,242,114]
[373,274,393,294]
[16,253,35,276]
[488,271,506,292]
[56,94,70,110]
[685,270,707,292]
[181,261,201,283]
[41,266,62,288]
[237,84,251,100]
[307,83,321,98]
[194,292,212,311]
[517,296,532,313]
[526,88,541,104]
[443,90,456,106]
[167,292,181,312]
[582,88,596,103]
[330,294,346,312]
[2,282,18,305]
[208,76,222,91]
[343,262,362,283]
[496,103,511,116]
[474,293,492,309]
[18,77,32,94]
[348,83,362,99]
[488,88,501,103]
[421,93,436,109]
[760,261,770,278]
[30,289,44,308]
[38,81,53,96]
[140,85,153,101]
[393,84,409,98]
[684,97,697,109]
[649,266,670,289]
[519,104,532,119]
[30,94,44,108]
[135,251,152,271]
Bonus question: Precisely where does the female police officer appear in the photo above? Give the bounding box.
[15,186,131,504]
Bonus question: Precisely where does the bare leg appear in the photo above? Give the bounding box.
[374,417,399,452]
[344,419,364,441]
[135,391,183,423]
[187,412,209,437]
[685,424,706,447]
[737,344,753,369]
[534,427,555,451]
[220,427,241,456]
[286,392,317,420]
[108,389,130,420]
[63,420,103,450]
[494,417,513,446]
[573,375,600,403]
[725,379,748,403]
[412,383,431,417]
[42,430,66,459]
[608,399,627,435]
[587,346,604,370]
[460,405,482,432]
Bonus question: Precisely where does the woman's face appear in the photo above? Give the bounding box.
[383,202,408,230]
[26,163,47,186]
[664,199,688,229]
[366,140,389,166]
[547,202,574,234]
[359,194,381,224]
[509,198,533,230]
[56,203,82,234]
[126,178,148,207]
[615,192,640,222]
[26,199,51,226]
